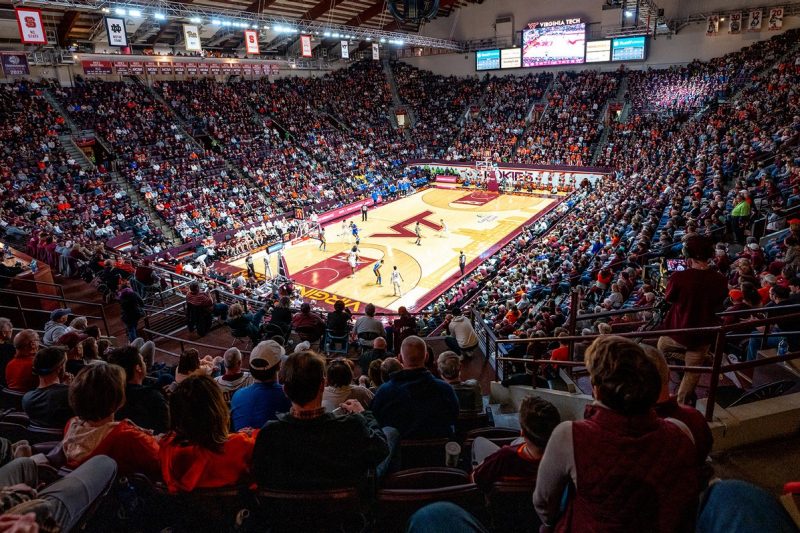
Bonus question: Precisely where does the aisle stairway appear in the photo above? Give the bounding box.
[58,135,94,170]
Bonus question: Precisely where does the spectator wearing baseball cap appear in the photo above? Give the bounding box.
[42,308,72,347]
[230,340,290,431]
[22,347,74,430]
[58,331,90,376]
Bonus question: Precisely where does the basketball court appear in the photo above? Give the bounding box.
[227,188,559,313]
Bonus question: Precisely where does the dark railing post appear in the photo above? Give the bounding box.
[566,288,579,370]
[100,305,111,337]
[16,295,27,329]
[704,330,726,422]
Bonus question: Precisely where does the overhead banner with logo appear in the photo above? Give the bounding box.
[748,9,763,31]
[244,30,260,54]
[728,12,742,34]
[105,16,128,47]
[1,52,30,76]
[341,40,349,59]
[372,43,380,60]
[15,8,47,44]
[768,7,784,30]
[183,25,202,51]
[300,35,313,57]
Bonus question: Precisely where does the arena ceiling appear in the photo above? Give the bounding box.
[0,0,473,52]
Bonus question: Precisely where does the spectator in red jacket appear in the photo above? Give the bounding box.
[61,364,160,479]
[159,374,258,493]
[4,329,39,393]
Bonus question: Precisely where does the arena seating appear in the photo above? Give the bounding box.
[2,26,800,533]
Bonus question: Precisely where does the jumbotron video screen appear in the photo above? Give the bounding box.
[522,22,586,67]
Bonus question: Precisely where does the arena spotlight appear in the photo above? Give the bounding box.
[101,7,110,13]
[129,9,142,17]
[323,31,331,37]
[190,17,202,24]
[211,19,221,25]
[154,13,166,21]
[114,7,127,15]
[624,10,634,18]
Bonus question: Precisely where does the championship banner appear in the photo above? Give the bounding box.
[372,42,380,60]
[105,16,128,47]
[145,62,159,75]
[82,60,113,76]
[113,61,129,75]
[728,12,742,34]
[300,35,313,57]
[748,9,762,31]
[245,30,260,54]
[1,52,30,76]
[129,61,144,75]
[706,15,719,36]
[341,40,349,59]
[185,63,198,75]
[209,63,220,75]
[183,25,202,51]
[198,62,210,75]
[768,7,784,30]
[172,63,186,75]
[158,62,173,75]
[15,8,47,44]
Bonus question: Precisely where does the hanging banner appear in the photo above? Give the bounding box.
[158,62,173,75]
[15,8,47,45]
[300,35,313,57]
[705,15,719,36]
[145,62,159,75]
[372,42,380,60]
[728,12,742,34]
[209,63,221,75]
[748,9,762,31]
[198,62,210,75]
[186,63,198,75]
[129,61,144,75]
[82,61,113,76]
[244,30,260,54]
[173,63,186,75]
[105,16,128,47]
[113,61,129,75]
[183,25,202,51]
[1,52,30,76]
[341,40,349,59]
[768,7,784,30]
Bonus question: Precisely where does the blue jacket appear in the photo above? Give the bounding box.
[371,368,459,439]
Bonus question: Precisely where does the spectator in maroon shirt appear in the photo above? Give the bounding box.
[471,395,561,492]
[657,235,728,404]
[643,345,713,465]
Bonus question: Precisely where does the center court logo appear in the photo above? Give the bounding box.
[370,210,442,238]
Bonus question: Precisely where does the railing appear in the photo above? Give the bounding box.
[0,275,65,299]
[0,288,112,337]
[478,298,800,422]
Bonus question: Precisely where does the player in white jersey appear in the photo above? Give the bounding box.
[391,266,405,296]
[439,218,449,237]
[347,247,358,278]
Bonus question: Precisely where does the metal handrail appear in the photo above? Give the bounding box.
[0,288,111,336]
[0,274,66,299]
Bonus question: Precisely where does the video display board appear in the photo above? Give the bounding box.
[476,49,501,71]
[500,47,522,69]
[585,39,611,63]
[611,36,646,61]
[522,20,586,67]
